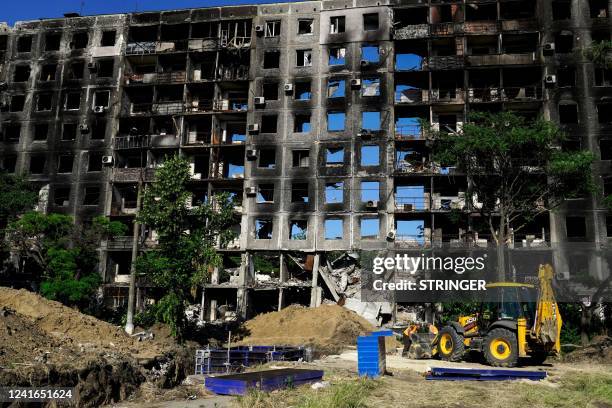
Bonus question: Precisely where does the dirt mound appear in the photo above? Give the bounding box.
[563,336,612,364]
[237,304,376,355]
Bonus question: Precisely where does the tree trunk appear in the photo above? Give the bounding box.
[580,304,591,346]
[496,209,507,282]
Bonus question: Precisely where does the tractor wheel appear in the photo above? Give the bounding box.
[437,326,465,362]
[484,328,519,367]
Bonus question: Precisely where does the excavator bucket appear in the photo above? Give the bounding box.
[403,324,438,359]
[534,264,563,354]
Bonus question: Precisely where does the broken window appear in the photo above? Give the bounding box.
[296,49,313,67]
[261,115,278,133]
[292,150,310,167]
[555,31,574,53]
[361,145,380,166]
[552,0,571,20]
[2,156,17,173]
[37,93,53,111]
[0,36,6,51]
[590,0,609,17]
[4,123,21,142]
[559,103,578,124]
[88,153,103,172]
[598,104,612,124]
[328,112,345,131]
[83,186,100,206]
[362,78,380,97]
[607,216,612,237]
[258,149,276,169]
[566,216,586,238]
[265,20,281,37]
[17,36,32,52]
[298,19,313,35]
[439,115,458,132]
[363,13,379,31]
[289,220,308,240]
[329,47,346,65]
[328,79,345,98]
[97,59,114,77]
[29,156,45,174]
[92,120,106,139]
[263,82,279,100]
[264,50,280,69]
[33,124,48,141]
[361,181,380,202]
[330,16,345,34]
[53,187,70,206]
[291,183,309,203]
[40,64,57,81]
[294,114,311,133]
[14,65,30,82]
[557,67,575,87]
[62,123,77,141]
[361,45,380,63]
[362,111,381,131]
[71,32,89,49]
[361,218,379,239]
[57,155,74,173]
[94,90,110,108]
[595,68,612,86]
[325,182,344,203]
[255,218,273,239]
[326,147,344,165]
[600,140,612,160]
[101,30,117,46]
[65,92,81,110]
[466,2,497,21]
[10,95,25,112]
[325,218,343,240]
[70,62,85,79]
[45,33,62,51]
[295,81,311,100]
[257,184,274,203]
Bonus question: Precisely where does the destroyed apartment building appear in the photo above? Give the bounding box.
[0,0,611,325]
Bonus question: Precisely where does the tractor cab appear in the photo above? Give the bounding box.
[479,283,538,334]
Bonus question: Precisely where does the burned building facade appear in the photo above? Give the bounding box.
[0,0,610,321]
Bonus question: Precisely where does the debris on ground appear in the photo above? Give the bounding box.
[563,336,612,364]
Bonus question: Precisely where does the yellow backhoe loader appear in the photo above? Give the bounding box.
[404,264,562,367]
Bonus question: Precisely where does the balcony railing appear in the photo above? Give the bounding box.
[395,125,424,140]
[125,71,187,85]
[430,88,464,103]
[130,102,184,115]
[114,135,150,150]
[395,196,429,211]
[467,86,542,103]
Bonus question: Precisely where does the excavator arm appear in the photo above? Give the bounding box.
[534,264,562,354]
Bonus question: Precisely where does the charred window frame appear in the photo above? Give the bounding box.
[291,182,309,203]
[65,92,81,111]
[4,123,21,142]
[261,115,278,133]
[69,61,85,79]
[88,153,103,172]
[263,50,281,69]
[83,186,101,206]
[255,218,273,239]
[71,31,89,49]
[36,93,53,111]
[363,13,379,31]
[29,156,46,174]
[101,30,117,47]
[40,64,57,81]
[325,182,344,203]
[57,155,74,174]
[1,156,17,173]
[265,20,281,37]
[14,65,31,82]
[330,16,345,34]
[62,123,78,141]
[292,149,310,167]
[33,123,48,141]
[53,187,71,206]
[297,19,314,35]
[258,149,276,169]
[9,95,25,112]
[256,183,275,203]
[325,218,343,240]
[97,59,115,77]
[296,49,313,67]
[17,36,32,53]
[263,82,279,100]
[45,32,62,51]
[289,220,308,240]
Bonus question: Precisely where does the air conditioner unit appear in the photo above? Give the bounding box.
[386,230,396,241]
[79,124,90,134]
[350,78,361,88]
[245,186,257,196]
[545,74,557,86]
[87,62,97,71]
[556,271,570,281]
[543,43,555,54]
[246,149,258,160]
[284,83,293,93]
[93,106,106,114]
[254,96,265,106]
[247,123,259,133]
[366,200,379,209]
[102,155,113,165]
[255,25,265,34]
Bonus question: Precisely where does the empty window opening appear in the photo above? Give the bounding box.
[101,30,117,46]
[265,20,281,37]
[258,149,276,169]
[326,147,344,166]
[595,68,612,86]
[29,157,45,174]
[559,103,579,124]
[466,3,497,21]
[555,32,574,53]
[62,123,77,141]
[14,65,30,82]
[88,153,103,172]
[396,220,425,243]
[361,145,380,166]
[10,95,25,112]
[264,50,280,69]
[566,216,586,238]
[362,78,380,97]
[72,32,88,49]
[361,181,380,202]
[330,16,345,34]
[292,150,310,167]
[363,13,379,31]
[599,104,612,124]
[97,59,114,77]
[439,115,458,132]
[33,124,48,141]
[607,216,612,237]
[469,35,498,55]
[552,0,571,20]
[298,19,313,35]
[328,79,345,98]
[361,45,380,63]
[255,218,273,239]
[54,187,70,206]
[2,156,17,173]
[396,185,426,210]
[83,187,100,206]
[70,62,85,79]
[325,218,343,240]
[500,0,535,19]
[590,0,609,17]
[57,155,74,173]
[325,182,344,203]
[37,93,53,111]
[557,67,575,87]
[17,36,32,52]
[600,140,612,160]
[291,183,309,203]
[65,92,81,110]
[502,33,538,54]
[4,123,21,142]
[257,184,274,203]
[45,33,61,51]
[329,47,346,65]
[0,36,6,51]
[296,49,313,67]
[40,64,57,81]
[361,218,379,239]
[263,82,279,100]
[295,82,311,100]
[294,114,311,132]
[94,90,110,108]
[261,115,278,133]
[92,120,106,139]
[290,220,308,240]
[328,112,345,131]
[362,111,381,131]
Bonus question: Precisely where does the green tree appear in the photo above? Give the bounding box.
[136,156,236,339]
[431,111,594,280]
[0,172,38,229]
[6,212,126,308]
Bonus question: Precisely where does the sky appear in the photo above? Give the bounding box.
[2,0,296,25]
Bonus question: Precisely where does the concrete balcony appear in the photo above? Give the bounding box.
[124,71,187,85]
[111,167,156,183]
[466,53,537,66]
